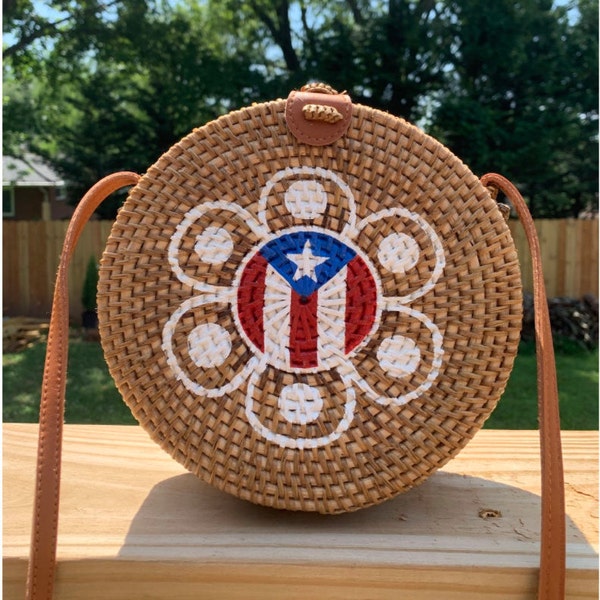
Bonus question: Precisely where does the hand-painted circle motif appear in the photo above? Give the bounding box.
[236,230,378,372]
[163,166,446,449]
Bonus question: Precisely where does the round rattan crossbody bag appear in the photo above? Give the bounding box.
[27,84,565,600]
[100,85,523,513]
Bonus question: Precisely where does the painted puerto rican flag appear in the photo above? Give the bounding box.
[237,231,377,369]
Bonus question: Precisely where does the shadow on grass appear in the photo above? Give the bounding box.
[3,334,136,425]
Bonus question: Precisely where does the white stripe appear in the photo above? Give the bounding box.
[317,266,347,365]
[262,266,291,367]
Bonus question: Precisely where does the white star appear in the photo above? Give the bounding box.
[287,240,328,282]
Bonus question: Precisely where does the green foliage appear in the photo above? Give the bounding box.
[81,256,98,312]
[432,0,599,217]
[3,0,598,218]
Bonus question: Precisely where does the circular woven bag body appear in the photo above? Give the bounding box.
[98,97,523,514]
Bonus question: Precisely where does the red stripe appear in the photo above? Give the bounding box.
[289,290,319,368]
[345,256,377,353]
[237,253,267,352]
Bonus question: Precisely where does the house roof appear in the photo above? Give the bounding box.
[2,154,65,187]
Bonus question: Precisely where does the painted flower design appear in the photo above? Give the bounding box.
[162,166,445,449]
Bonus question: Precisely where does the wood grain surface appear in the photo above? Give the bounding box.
[3,424,597,599]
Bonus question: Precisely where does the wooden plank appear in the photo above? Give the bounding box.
[16,221,31,315]
[563,219,580,299]
[556,218,567,296]
[508,219,533,295]
[2,222,19,314]
[579,219,599,296]
[3,425,598,599]
[536,219,559,297]
[27,221,50,317]
[574,220,584,297]
[5,561,598,600]
[45,221,66,313]
[585,219,598,295]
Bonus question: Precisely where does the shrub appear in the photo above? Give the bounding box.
[522,294,598,349]
[81,256,99,313]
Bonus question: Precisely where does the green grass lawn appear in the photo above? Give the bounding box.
[3,335,598,429]
[485,338,598,429]
[3,336,135,425]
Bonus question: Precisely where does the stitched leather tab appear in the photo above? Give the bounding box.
[286,89,352,146]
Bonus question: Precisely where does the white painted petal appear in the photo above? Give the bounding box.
[284,179,328,219]
[194,226,234,265]
[188,323,232,369]
[377,335,421,378]
[278,383,324,425]
[378,232,420,274]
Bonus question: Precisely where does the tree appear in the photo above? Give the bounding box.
[218,0,455,119]
[431,0,598,217]
[3,0,597,218]
[4,0,268,216]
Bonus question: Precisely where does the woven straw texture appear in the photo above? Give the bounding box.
[98,99,522,514]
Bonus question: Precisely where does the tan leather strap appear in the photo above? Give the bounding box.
[482,173,566,600]
[26,172,140,600]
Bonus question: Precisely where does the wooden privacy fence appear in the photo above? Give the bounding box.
[3,218,598,322]
[4,220,113,321]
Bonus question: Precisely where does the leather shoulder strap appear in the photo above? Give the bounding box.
[481,173,566,600]
[26,172,140,600]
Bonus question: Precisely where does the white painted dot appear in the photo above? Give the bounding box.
[378,232,420,274]
[188,323,231,369]
[284,180,328,219]
[278,383,324,425]
[194,226,234,265]
[377,335,421,378]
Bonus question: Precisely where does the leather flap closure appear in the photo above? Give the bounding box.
[285,89,352,146]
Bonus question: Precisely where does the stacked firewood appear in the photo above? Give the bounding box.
[3,318,50,353]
